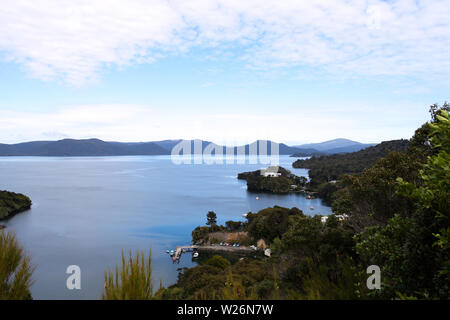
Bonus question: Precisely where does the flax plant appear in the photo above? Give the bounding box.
[102,249,153,300]
[0,231,34,300]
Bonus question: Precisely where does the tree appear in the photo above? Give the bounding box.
[332,151,423,231]
[356,109,450,299]
[204,256,231,270]
[225,220,242,232]
[429,102,450,122]
[397,109,450,296]
[206,211,217,226]
[0,231,34,300]
[247,207,290,243]
[102,250,153,300]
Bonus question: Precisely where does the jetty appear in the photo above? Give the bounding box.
[173,245,199,260]
[168,244,261,261]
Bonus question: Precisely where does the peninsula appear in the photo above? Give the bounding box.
[0,190,32,221]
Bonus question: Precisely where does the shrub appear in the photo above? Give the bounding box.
[204,255,231,270]
[0,231,34,299]
[102,250,153,300]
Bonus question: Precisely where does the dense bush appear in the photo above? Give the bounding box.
[246,206,303,243]
[293,139,410,187]
[238,166,307,194]
[355,109,450,299]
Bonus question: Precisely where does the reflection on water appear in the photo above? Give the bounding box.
[0,155,331,299]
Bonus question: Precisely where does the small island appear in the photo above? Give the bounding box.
[237,166,307,193]
[0,190,32,221]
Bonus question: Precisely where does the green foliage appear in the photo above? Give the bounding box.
[332,151,423,230]
[0,191,32,220]
[222,271,259,300]
[355,108,450,299]
[316,182,338,205]
[274,213,356,297]
[204,255,231,270]
[0,231,34,300]
[160,258,270,299]
[297,257,368,300]
[206,211,217,226]
[429,102,450,122]
[281,214,355,263]
[102,250,153,300]
[246,206,302,243]
[238,166,307,194]
[192,224,227,244]
[225,220,243,232]
[399,109,449,295]
[192,226,211,244]
[293,139,409,187]
[246,176,294,193]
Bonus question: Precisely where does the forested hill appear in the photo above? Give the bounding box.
[292,139,410,186]
[0,138,307,156]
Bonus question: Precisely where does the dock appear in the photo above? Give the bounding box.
[169,244,260,262]
[173,245,198,260]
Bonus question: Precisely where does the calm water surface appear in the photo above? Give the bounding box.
[0,155,332,299]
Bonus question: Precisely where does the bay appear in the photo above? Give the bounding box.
[0,155,332,299]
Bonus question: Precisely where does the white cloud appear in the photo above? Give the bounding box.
[0,0,449,85]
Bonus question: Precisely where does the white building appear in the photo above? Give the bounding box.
[260,166,281,177]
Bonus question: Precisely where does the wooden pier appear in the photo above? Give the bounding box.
[174,245,198,260]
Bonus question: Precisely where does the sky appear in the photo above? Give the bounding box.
[0,0,449,145]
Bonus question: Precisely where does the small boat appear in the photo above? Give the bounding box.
[193,252,199,258]
[310,206,314,210]
[170,250,174,256]
[256,196,259,200]
[165,250,169,254]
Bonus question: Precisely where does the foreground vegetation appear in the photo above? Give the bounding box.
[103,250,154,300]
[0,231,34,299]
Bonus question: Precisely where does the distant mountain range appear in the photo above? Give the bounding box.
[0,138,376,157]
[292,138,376,155]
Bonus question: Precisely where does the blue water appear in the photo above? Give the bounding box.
[0,155,332,299]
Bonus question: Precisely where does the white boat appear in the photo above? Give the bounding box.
[256,196,259,200]
[193,252,199,258]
